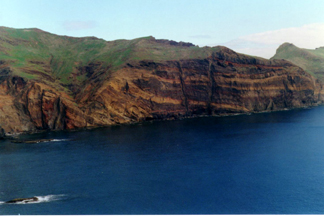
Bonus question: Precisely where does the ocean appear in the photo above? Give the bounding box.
[2,106,324,214]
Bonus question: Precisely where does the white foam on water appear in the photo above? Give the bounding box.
[51,139,69,142]
[34,194,66,203]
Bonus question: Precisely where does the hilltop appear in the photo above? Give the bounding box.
[1,27,324,137]
[271,43,324,81]
[0,27,220,88]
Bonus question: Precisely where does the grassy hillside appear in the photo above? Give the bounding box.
[271,43,324,80]
[0,27,107,83]
[0,27,221,86]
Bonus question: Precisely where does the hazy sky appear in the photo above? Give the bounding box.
[1,0,324,58]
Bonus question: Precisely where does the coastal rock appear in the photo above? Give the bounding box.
[95,58,322,121]
[5,197,38,204]
[0,127,5,139]
[11,139,54,144]
[0,27,324,135]
[1,51,324,135]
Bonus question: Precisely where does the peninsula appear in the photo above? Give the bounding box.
[1,27,323,138]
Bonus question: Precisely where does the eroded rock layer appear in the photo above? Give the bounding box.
[1,46,323,137]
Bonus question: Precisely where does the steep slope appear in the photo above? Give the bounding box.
[0,27,324,137]
[271,43,324,81]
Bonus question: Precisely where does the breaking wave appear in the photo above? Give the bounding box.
[34,194,66,203]
[0,194,66,205]
[51,139,69,142]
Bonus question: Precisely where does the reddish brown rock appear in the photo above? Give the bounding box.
[0,48,323,136]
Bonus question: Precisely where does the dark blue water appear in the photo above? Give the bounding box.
[2,106,324,214]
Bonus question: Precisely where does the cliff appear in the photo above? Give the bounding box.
[0,27,324,137]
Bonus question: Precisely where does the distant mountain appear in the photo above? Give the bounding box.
[1,27,323,137]
[271,43,324,81]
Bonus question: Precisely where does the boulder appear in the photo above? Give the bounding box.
[5,197,38,204]
[11,139,54,144]
[0,127,5,139]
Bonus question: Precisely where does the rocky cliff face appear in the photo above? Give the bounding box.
[78,47,324,122]
[1,45,323,137]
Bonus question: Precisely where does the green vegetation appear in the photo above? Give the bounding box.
[271,43,324,80]
[0,27,223,85]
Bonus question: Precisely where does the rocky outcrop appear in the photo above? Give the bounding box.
[5,197,38,204]
[11,139,54,144]
[0,127,5,139]
[0,68,90,135]
[0,46,324,136]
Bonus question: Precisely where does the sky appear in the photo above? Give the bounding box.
[1,0,324,58]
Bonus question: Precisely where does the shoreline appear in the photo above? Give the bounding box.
[1,103,321,142]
